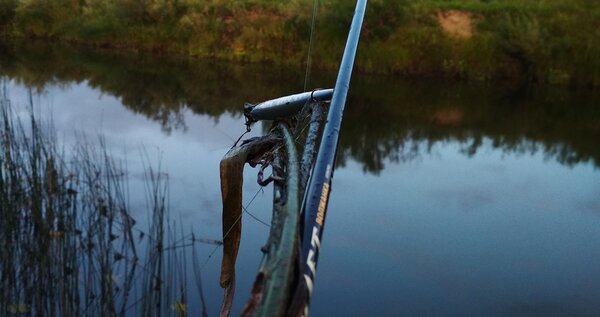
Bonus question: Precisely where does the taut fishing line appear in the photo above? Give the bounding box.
[304,0,319,92]
[201,186,266,269]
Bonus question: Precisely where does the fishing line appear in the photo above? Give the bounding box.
[303,0,319,92]
[231,129,250,148]
[294,101,320,142]
[243,203,271,228]
[201,186,266,269]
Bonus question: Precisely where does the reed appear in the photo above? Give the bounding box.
[0,83,205,316]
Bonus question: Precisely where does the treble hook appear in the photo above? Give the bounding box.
[256,154,284,186]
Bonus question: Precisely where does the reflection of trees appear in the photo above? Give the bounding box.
[338,76,600,172]
[0,41,312,129]
[1,42,598,172]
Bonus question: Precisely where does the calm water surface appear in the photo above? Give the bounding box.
[1,43,599,316]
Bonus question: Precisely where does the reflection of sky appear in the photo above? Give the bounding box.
[313,141,600,316]
[6,79,600,316]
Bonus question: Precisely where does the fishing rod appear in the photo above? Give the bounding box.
[296,0,368,311]
[221,1,367,315]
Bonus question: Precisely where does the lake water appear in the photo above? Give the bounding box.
[1,42,599,316]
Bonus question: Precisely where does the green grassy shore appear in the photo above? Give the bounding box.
[1,0,599,86]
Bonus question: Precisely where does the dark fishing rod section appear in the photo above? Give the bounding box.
[297,0,368,309]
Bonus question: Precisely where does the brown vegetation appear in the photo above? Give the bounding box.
[430,109,464,126]
[436,10,473,39]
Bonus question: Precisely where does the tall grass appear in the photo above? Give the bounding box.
[1,0,599,85]
[0,83,206,316]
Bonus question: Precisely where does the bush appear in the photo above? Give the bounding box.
[0,0,18,28]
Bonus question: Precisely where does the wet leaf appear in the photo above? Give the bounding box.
[172,301,187,316]
[219,135,278,317]
[219,147,246,290]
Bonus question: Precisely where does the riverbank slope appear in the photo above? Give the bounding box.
[1,0,599,86]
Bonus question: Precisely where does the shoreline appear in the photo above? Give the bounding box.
[1,0,598,87]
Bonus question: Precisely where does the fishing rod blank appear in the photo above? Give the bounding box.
[299,0,367,305]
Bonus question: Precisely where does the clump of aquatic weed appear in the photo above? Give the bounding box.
[0,85,206,316]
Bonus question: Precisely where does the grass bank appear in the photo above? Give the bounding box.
[0,0,599,86]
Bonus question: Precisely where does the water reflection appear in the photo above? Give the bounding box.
[1,41,598,174]
[1,42,599,316]
[339,75,600,173]
[313,143,600,316]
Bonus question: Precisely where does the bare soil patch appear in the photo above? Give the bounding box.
[437,9,474,39]
[430,109,464,126]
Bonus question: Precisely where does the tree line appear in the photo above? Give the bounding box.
[1,0,599,86]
